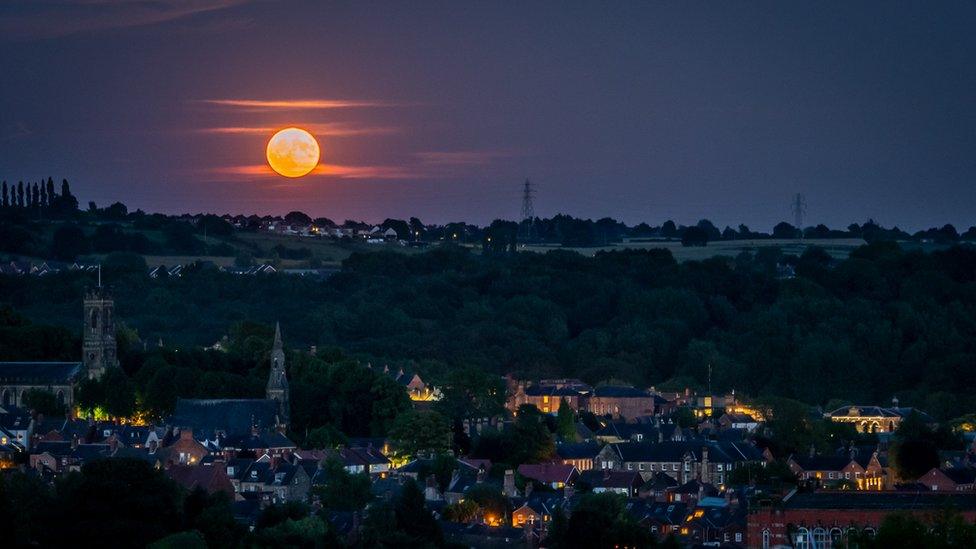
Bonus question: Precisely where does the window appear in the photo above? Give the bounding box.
[828,472,835,479]
[735,532,742,542]
[762,529,771,549]
[639,463,645,470]
[627,463,633,470]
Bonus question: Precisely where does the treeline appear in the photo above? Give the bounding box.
[4,240,976,421]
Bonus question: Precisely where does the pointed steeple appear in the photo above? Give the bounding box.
[266,321,289,431]
[273,321,283,350]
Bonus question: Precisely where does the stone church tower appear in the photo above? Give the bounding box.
[83,286,118,380]
[266,322,290,428]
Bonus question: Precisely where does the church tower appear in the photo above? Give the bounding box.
[83,285,118,380]
[266,322,290,429]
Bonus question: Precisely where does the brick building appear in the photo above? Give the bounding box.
[747,491,976,548]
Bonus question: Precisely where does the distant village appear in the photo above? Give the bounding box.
[2,288,976,548]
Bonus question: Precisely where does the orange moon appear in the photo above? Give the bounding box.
[266,127,320,178]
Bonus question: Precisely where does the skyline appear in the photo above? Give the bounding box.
[2,1,975,230]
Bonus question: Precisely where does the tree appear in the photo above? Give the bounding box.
[22,388,65,416]
[100,368,137,418]
[661,220,678,238]
[50,224,90,260]
[772,221,799,239]
[182,487,242,548]
[16,181,24,207]
[304,424,348,449]
[50,458,182,547]
[315,458,374,512]
[394,479,443,547]
[556,398,576,441]
[681,226,708,247]
[1,181,7,207]
[284,211,313,226]
[388,410,451,458]
[560,492,652,548]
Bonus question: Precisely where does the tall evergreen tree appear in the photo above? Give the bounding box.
[46,177,55,202]
[31,182,40,208]
[17,181,24,207]
[1,181,7,207]
[60,179,78,213]
[40,182,47,207]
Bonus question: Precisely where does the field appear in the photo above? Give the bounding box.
[521,238,869,261]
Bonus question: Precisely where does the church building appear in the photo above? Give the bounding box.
[168,322,291,437]
[0,286,118,410]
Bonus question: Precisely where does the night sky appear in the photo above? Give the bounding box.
[1,1,974,230]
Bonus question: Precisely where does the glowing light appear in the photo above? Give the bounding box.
[266,127,321,178]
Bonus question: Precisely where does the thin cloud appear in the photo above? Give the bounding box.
[196,99,395,111]
[0,0,252,41]
[203,163,421,181]
[415,150,516,166]
[196,123,399,137]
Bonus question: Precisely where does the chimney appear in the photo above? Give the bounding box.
[477,465,487,483]
[504,469,517,497]
[700,447,709,484]
[892,395,900,408]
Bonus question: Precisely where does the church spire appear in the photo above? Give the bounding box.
[266,321,289,431]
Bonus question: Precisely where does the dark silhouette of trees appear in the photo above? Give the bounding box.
[1,181,7,207]
[681,225,708,246]
[283,211,312,225]
[50,224,90,260]
[772,221,799,239]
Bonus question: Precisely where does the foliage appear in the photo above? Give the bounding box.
[22,387,65,416]
[388,410,452,458]
[314,458,374,512]
[547,492,653,548]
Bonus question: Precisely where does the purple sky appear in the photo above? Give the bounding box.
[1,1,974,230]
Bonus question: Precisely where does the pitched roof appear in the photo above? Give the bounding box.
[607,441,734,463]
[165,464,234,495]
[578,469,642,489]
[517,463,577,484]
[0,362,82,384]
[790,454,853,472]
[555,442,601,459]
[169,398,279,436]
[941,468,976,485]
[784,491,976,510]
[593,386,649,398]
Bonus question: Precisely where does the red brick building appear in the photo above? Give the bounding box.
[587,386,655,420]
[747,491,976,548]
[918,467,976,491]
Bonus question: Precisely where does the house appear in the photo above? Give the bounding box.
[587,386,655,420]
[788,448,887,490]
[554,442,601,471]
[681,505,747,546]
[596,441,738,485]
[639,471,679,500]
[595,421,685,444]
[578,469,643,497]
[517,463,578,489]
[919,467,976,491]
[665,479,718,505]
[630,500,688,539]
[748,491,976,549]
[718,412,760,432]
[236,457,311,503]
[165,463,235,496]
[507,383,588,415]
[154,429,210,466]
[827,398,936,434]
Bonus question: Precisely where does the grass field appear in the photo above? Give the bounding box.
[521,238,868,261]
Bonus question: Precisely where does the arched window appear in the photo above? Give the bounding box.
[813,527,829,548]
[762,529,771,549]
[863,527,876,538]
[794,527,811,549]
[90,309,99,331]
[1,389,10,407]
[830,527,844,544]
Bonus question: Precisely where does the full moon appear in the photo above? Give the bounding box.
[266,127,320,178]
